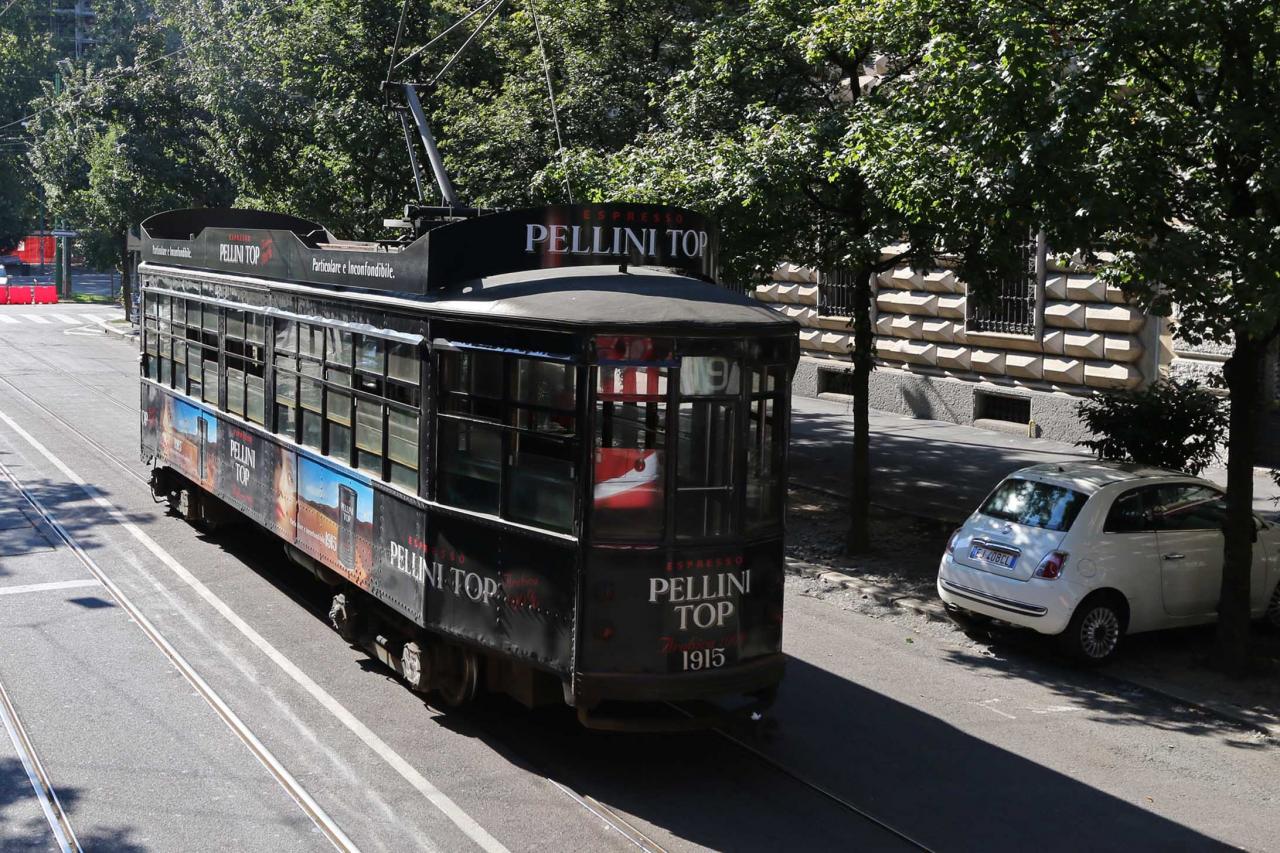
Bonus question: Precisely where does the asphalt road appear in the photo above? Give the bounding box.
[0,305,1275,851]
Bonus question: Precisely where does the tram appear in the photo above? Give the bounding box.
[138,203,797,728]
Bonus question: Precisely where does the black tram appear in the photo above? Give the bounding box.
[138,204,797,728]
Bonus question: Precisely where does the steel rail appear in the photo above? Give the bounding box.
[0,458,361,853]
[0,371,668,853]
[0,678,80,851]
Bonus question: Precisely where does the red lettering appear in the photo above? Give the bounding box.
[626,211,635,222]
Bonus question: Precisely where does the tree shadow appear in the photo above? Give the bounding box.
[0,756,146,852]
[424,653,1231,852]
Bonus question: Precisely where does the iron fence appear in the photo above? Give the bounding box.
[818,267,858,317]
[965,242,1037,336]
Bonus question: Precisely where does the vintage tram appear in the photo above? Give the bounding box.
[138,204,797,728]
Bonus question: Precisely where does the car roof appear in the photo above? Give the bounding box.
[1011,461,1193,493]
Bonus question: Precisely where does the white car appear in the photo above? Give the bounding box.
[936,462,1280,662]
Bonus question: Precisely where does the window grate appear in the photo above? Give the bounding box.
[817,267,858,317]
[965,242,1036,336]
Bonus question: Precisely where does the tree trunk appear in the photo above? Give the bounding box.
[846,265,873,555]
[1216,334,1261,673]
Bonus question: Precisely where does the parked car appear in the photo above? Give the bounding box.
[937,462,1280,662]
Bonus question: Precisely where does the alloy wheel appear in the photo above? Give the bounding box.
[1080,606,1121,659]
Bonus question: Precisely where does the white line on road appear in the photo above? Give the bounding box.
[20,315,51,325]
[0,455,360,853]
[0,409,510,853]
[0,579,102,597]
[50,314,79,325]
[0,316,17,324]
[977,698,1017,720]
[77,314,111,326]
[0,678,80,852]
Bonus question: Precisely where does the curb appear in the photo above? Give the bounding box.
[101,321,139,340]
[785,558,946,621]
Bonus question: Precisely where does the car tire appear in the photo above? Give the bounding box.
[945,606,995,640]
[1059,594,1126,665]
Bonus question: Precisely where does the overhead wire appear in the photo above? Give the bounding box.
[391,0,504,76]
[526,0,572,203]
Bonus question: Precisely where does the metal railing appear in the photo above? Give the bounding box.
[965,242,1037,336]
[818,267,858,317]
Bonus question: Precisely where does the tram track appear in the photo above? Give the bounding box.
[2,338,931,851]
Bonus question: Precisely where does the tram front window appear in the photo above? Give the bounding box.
[593,337,670,541]
[677,356,740,540]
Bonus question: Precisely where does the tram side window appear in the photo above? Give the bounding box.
[274,320,298,441]
[200,302,220,407]
[746,366,785,532]
[142,291,160,379]
[436,348,576,533]
[224,310,267,425]
[593,359,667,541]
[676,356,739,540]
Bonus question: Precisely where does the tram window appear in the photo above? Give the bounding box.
[593,368,667,540]
[226,364,246,416]
[745,394,782,531]
[246,314,265,346]
[676,401,736,539]
[226,309,245,341]
[355,397,383,476]
[172,342,187,393]
[440,350,504,421]
[300,325,324,359]
[275,320,297,354]
[357,337,385,375]
[438,419,502,514]
[514,360,576,435]
[159,352,172,386]
[202,358,220,406]
[326,328,353,367]
[327,387,353,462]
[388,341,418,384]
[507,432,575,533]
[387,404,418,490]
[275,368,298,440]
[201,303,220,332]
[246,373,266,425]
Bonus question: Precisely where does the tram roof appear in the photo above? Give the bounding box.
[432,266,795,332]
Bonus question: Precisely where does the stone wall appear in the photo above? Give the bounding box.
[755,259,1153,394]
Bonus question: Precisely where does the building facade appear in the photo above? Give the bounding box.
[755,253,1275,444]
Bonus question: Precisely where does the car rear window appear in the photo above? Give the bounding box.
[979,478,1089,532]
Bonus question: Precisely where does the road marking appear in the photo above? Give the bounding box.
[0,409,509,853]
[77,314,111,326]
[0,315,18,324]
[1030,705,1086,715]
[20,315,51,325]
[50,314,79,325]
[0,456,360,853]
[0,678,80,852]
[977,698,1017,720]
[0,579,102,597]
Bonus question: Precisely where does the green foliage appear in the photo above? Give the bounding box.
[0,0,54,247]
[1076,381,1228,476]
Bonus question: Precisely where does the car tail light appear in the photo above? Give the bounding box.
[1034,551,1068,580]
[945,528,963,556]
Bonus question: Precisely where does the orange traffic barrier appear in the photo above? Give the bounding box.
[33,285,57,304]
[6,285,33,305]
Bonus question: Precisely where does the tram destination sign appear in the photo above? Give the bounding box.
[139,203,719,294]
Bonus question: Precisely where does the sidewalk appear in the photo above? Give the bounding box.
[787,393,1280,738]
[791,394,1280,523]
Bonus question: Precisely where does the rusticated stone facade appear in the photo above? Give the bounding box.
[754,257,1162,443]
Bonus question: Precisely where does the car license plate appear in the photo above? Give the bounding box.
[970,544,1017,569]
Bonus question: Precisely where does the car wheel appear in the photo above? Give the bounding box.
[1059,595,1126,664]
[946,606,995,640]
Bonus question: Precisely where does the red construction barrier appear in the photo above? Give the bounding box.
[0,287,9,305]
[33,285,57,304]
[6,285,33,305]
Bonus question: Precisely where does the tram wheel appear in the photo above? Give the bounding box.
[433,643,479,708]
[401,641,430,693]
[328,592,362,643]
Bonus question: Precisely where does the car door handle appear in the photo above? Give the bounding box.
[1163,553,1186,561]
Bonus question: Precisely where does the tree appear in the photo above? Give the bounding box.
[866,0,1280,669]
[566,0,941,553]
[1076,380,1228,476]
[27,9,234,310]
[0,0,54,249]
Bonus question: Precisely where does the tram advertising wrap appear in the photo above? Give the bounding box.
[143,383,575,664]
